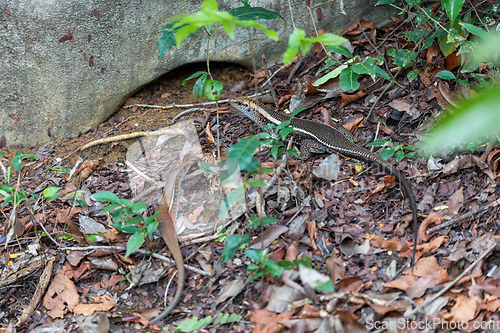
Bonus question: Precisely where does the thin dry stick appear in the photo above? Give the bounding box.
[124,93,269,110]
[60,245,211,276]
[427,200,498,233]
[262,54,277,103]
[79,127,186,151]
[405,242,496,317]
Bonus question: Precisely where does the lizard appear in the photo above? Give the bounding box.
[229,97,419,267]
[150,163,191,324]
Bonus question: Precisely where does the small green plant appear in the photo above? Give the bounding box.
[92,191,159,258]
[245,248,284,281]
[314,48,392,90]
[0,151,42,207]
[159,0,280,101]
[366,139,415,162]
[279,256,313,270]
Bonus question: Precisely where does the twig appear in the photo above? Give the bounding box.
[60,245,211,276]
[405,242,496,317]
[79,127,186,151]
[123,93,269,110]
[166,108,205,126]
[262,55,277,103]
[427,200,498,234]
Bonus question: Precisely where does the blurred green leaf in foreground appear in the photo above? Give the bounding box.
[423,33,500,153]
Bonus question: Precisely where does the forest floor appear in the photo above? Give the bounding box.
[1,15,500,333]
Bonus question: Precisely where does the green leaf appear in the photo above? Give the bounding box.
[438,34,456,57]
[182,71,207,86]
[174,23,204,47]
[157,23,186,58]
[111,224,140,233]
[414,7,432,26]
[213,312,242,325]
[423,85,500,153]
[407,69,419,82]
[145,211,160,225]
[229,6,284,21]
[175,316,212,333]
[125,231,146,258]
[264,260,284,277]
[403,29,428,43]
[98,204,121,214]
[236,20,278,41]
[308,33,348,46]
[405,152,416,158]
[380,148,395,160]
[193,73,209,99]
[460,22,490,40]
[436,70,456,80]
[126,216,143,226]
[246,216,279,229]
[42,187,61,200]
[222,234,250,262]
[315,280,335,293]
[351,58,376,76]
[391,49,418,68]
[12,151,23,170]
[374,66,391,80]
[313,64,348,86]
[339,67,361,91]
[92,191,121,204]
[283,47,299,64]
[443,0,465,22]
[395,149,404,162]
[0,152,4,158]
[288,28,306,48]
[376,0,396,4]
[245,248,264,262]
[131,202,147,215]
[146,219,159,235]
[246,178,266,187]
[366,139,389,147]
[227,135,260,172]
[326,45,353,58]
[203,79,223,100]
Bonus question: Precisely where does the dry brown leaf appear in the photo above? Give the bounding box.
[389,99,411,112]
[445,53,462,71]
[426,46,440,63]
[418,212,442,242]
[57,180,77,199]
[216,276,245,305]
[205,121,215,144]
[285,241,299,261]
[306,220,317,250]
[74,294,116,316]
[341,19,376,36]
[370,237,409,252]
[250,309,293,333]
[43,270,79,318]
[336,276,365,292]
[249,225,289,250]
[341,91,366,106]
[382,274,419,292]
[445,295,479,322]
[325,254,345,284]
[56,207,83,224]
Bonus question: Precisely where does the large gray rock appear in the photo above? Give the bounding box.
[0,0,394,145]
